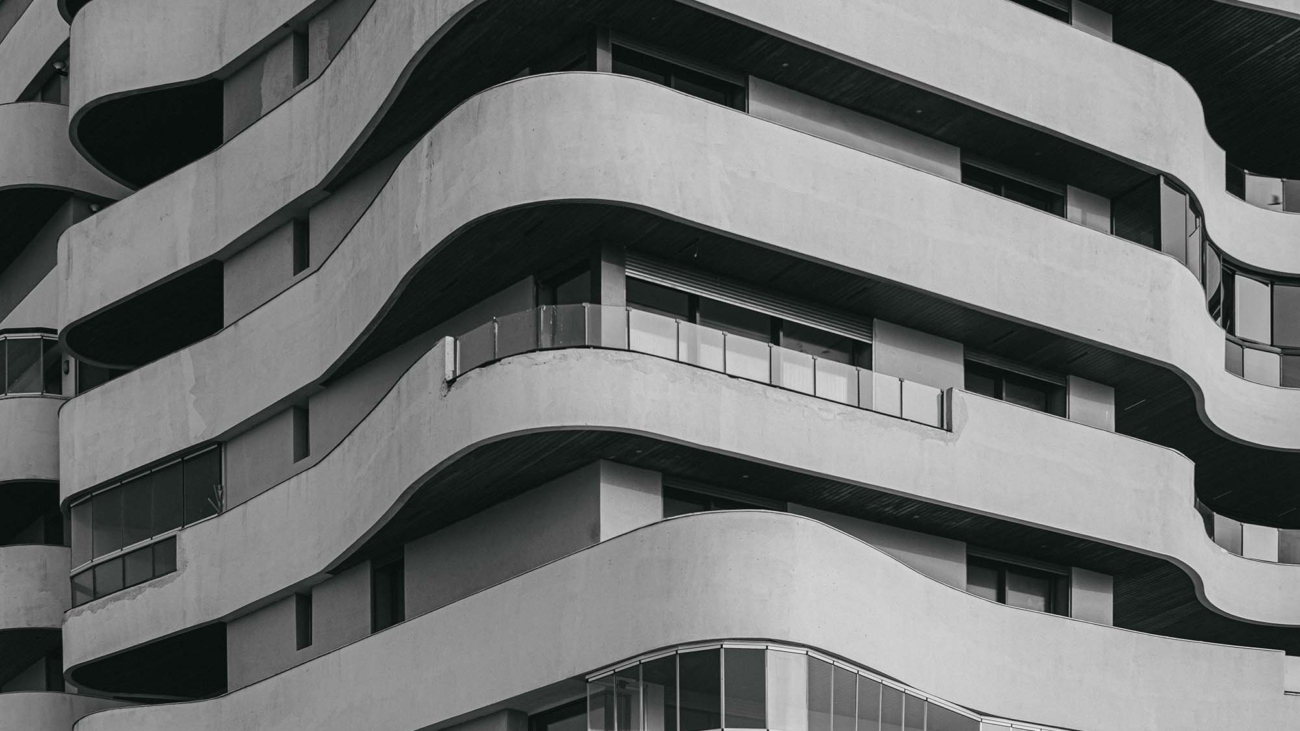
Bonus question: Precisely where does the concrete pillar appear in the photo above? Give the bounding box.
[871,319,964,391]
[1066,375,1115,431]
[1242,524,1280,563]
[1069,567,1113,625]
[598,461,662,540]
[591,244,628,348]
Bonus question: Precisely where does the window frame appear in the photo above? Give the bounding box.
[966,554,1069,616]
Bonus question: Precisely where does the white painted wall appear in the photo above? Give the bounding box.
[790,504,966,588]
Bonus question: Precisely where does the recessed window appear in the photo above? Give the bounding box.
[71,537,177,606]
[295,593,313,650]
[628,279,692,320]
[1007,0,1070,22]
[291,219,310,275]
[371,552,405,632]
[966,555,1067,615]
[961,163,1065,217]
[697,298,771,342]
[611,45,745,110]
[530,699,587,731]
[662,486,775,519]
[964,361,1065,416]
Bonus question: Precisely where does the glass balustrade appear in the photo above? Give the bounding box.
[585,642,1075,731]
[451,305,947,430]
[1227,164,1300,214]
[1195,499,1300,565]
[0,333,64,397]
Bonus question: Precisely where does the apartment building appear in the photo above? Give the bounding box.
[1,0,1299,729]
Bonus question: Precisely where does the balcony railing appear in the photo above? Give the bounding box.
[1227,164,1300,214]
[1195,499,1300,565]
[453,304,948,430]
[0,332,63,397]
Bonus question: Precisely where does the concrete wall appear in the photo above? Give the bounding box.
[405,460,661,617]
[72,513,1300,731]
[307,0,375,77]
[0,0,56,105]
[0,397,59,483]
[0,197,88,324]
[0,692,126,731]
[1069,566,1114,625]
[790,504,966,588]
[0,0,37,46]
[222,32,303,141]
[747,78,961,182]
[0,544,68,629]
[1066,185,1111,234]
[223,220,296,325]
[1243,524,1281,563]
[1066,375,1114,431]
[224,406,300,508]
[871,319,964,391]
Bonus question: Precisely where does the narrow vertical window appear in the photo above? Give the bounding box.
[724,649,766,729]
[291,31,309,86]
[678,649,720,731]
[292,218,310,275]
[371,552,405,632]
[292,405,310,462]
[295,593,313,649]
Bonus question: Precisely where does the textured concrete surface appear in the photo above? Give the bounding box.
[0,692,126,731]
[0,545,68,630]
[71,512,1299,731]
[0,102,127,197]
[62,344,1300,676]
[0,397,60,483]
[0,0,62,103]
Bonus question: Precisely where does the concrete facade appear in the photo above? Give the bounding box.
[5,0,1300,728]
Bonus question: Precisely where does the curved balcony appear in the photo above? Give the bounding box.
[0,395,60,486]
[0,692,126,731]
[56,74,1300,533]
[62,338,1300,688]
[71,512,1299,731]
[0,544,67,630]
[0,0,65,104]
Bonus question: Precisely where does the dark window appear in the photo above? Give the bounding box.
[807,657,833,731]
[662,487,771,518]
[295,593,313,649]
[1007,0,1070,21]
[966,555,1067,615]
[292,405,310,462]
[120,474,153,548]
[961,163,1064,217]
[292,219,310,275]
[124,544,153,587]
[611,46,744,110]
[76,361,128,394]
[1206,246,1224,324]
[628,279,692,320]
[183,448,223,524]
[371,553,405,632]
[532,700,588,731]
[1282,355,1300,388]
[6,338,42,394]
[92,488,124,558]
[152,461,184,533]
[923,703,978,731]
[1226,340,1245,377]
[1272,284,1300,347]
[71,500,91,567]
[678,649,720,731]
[964,362,1065,416]
[858,677,882,731]
[781,321,859,366]
[153,537,177,575]
[548,267,591,306]
[642,654,678,731]
[902,695,924,731]
[697,298,771,341]
[615,665,642,731]
[43,650,64,692]
[291,31,309,86]
[71,569,93,607]
[41,339,63,395]
[1112,177,1160,250]
[724,649,765,728]
[93,557,124,596]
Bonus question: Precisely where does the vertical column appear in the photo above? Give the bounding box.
[591,243,628,348]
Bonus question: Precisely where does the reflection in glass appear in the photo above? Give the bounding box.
[5,338,42,394]
[120,474,153,548]
[591,675,617,731]
[680,649,720,731]
[924,703,978,731]
[966,563,999,602]
[183,448,222,524]
[71,570,93,607]
[879,686,903,731]
[1205,246,1223,324]
[41,339,62,395]
[832,666,856,731]
[153,462,184,533]
[616,665,643,731]
[644,655,678,731]
[92,488,124,558]
[1242,347,1281,387]
[94,557,123,596]
[766,650,808,731]
[725,649,766,729]
[1005,571,1052,613]
[124,544,153,586]
[902,695,924,731]
[807,658,832,731]
[1234,274,1272,343]
[630,310,679,360]
[71,500,91,567]
[1282,355,1300,388]
[1225,340,1244,377]
[153,537,177,575]
[1273,285,1300,347]
[1158,181,1187,266]
[857,677,881,731]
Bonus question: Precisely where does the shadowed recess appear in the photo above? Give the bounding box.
[69,623,226,702]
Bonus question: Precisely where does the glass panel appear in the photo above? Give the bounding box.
[679,323,725,372]
[664,487,711,518]
[901,381,943,428]
[644,655,679,731]
[183,449,223,524]
[901,696,924,731]
[1242,347,1281,387]
[1283,356,1300,388]
[879,687,903,731]
[1002,376,1049,412]
[680,649,721,731]
[1273,285,1300,347]
[93,557,123,597]
[698,299,770,342]
[5,338,42,394]
[771,346,814,395]
[548,304,591,349]
[1226,164,1246,199]
[1005,570,1052,612]
[71,570,93,607]
[124,545,153,587]
[591,676,618,731]
[41,339,62,395]
[120,473,153,547]
[1285,179,1300,213]
[966,562,999,602]
[724,648,765,729]
[1234,274,1271,343]
[1206,247,1224,323]
[152,462,184,533]
[781,322,854,365]
[1159,181,1187,265]
[457,320,497,373]
[71,500,91,567]
[630,309,680,360]
[1244,173,1285,212]
[495,310,538,360]
[672,71,731,107]
[153,537,177,576]
[1186,206,1203,281]
[856,678,881,731]
[540,704,589,731]
[1213,514,1244,555]
[616,665,643,731]
[814,359,858,406]
[629,280,691,319]
[724,335,771,384]
[964,369,997,399]
[806,658,832,731]
[1279,529,1300,565]
[871,374,902,418]
[766,651,808,731]
[924,704,978,731]
[1225,340,1244,377]
[832,667,855,731]
[1112,177,1159,250]
[612,46,669,86]
[92,488,124,558]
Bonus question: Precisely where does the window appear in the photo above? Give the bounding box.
[70,446,222,576]
[295,593,313,649]
[531,700,587,731]
[629,279,692,320]
[662,486,777,519]
[964,361,1065,416]
[292,405,310,462]
[371,552,405,632]
[1273,284,1300,348]
[1233,273,1272,344]
[965,555,1067,615]
[678,649,720,731]
[71,537,176,606]
[76,360,129,394]
[611,45,745,110]
[780,321,869,368]
[292,219,310,275]
[961,163,1064,217]
[291,31,309,86]
[1007,0,1070,22]
[697,298,771,342]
